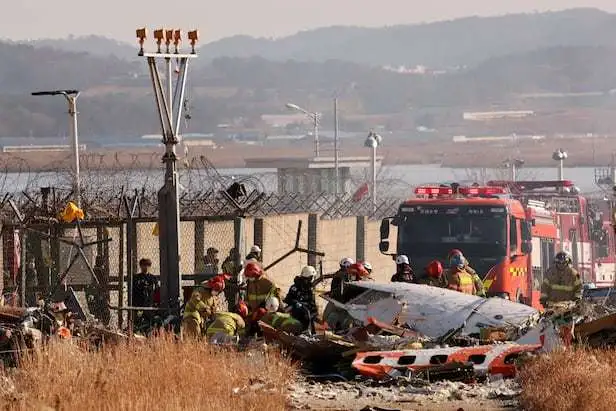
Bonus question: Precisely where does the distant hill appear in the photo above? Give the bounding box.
[23,35,137,61]
[198,8,616,67]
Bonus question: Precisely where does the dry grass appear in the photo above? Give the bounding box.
[0,335,295,411]
[518,348,616,411]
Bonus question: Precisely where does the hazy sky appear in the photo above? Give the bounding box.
[2,1,616,44]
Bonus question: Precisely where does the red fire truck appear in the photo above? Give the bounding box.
[379,181,594,307]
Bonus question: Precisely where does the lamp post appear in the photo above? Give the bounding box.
[136,27,198,311]
[552,148,568,181]
[31,90,81,207]
[503,158,525,182]
[365,131,383,213]
[286,103,320,157]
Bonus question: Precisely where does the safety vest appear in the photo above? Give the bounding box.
[448,269,475,295]
[246,276,278,312]
[206,312,245,337]
[261,312,304,334]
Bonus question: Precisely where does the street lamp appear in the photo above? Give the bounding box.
[503,158,525,182]
[365,131,383,212]
[552,148,568,181]
[31,89,81,207]
[285,103,321,157]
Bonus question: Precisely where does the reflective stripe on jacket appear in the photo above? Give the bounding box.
[541,266,582,303]
[448,269,476,295]
[261,312,304,335]
[246,276,279,312]
[183,289,216,324]
[206,312,245,337]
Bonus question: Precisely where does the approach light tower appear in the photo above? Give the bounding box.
[136,27,198,311]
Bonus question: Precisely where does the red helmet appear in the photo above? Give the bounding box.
[244,262,263,278]
[348,263,370,279]
[207,275,226,292]
[236,300,249,317]
[448,249,463,259]
[426,260,443,278]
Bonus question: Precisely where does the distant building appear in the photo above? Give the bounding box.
[2,144,86,153]
[453,135,545,143]
[463,111,534,121]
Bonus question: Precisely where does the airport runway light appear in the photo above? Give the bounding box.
[365,131,383,212]
[136,28,147,56]
[285,102,320,157]
[188,30,199,54]
[153,28,165,53]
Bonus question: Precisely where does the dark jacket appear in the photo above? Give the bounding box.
[132,273,159,308]
[284,276,318,323]
[330,269,348,300]
[391,268,414,283]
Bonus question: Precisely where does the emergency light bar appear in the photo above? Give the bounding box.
[414,185,506,197]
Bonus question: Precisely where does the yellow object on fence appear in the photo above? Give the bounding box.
[59,202,85,223]
[152,223,159,236]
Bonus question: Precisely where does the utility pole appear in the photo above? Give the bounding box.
[31,90,81,207]
[136,27,198,310]
[334,97,339,194]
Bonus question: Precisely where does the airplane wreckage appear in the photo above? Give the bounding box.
[261,281,616,382]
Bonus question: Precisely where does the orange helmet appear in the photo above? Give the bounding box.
[236,300,249,317]
[207,275,226,292]
[426,260,443,278]
[244,262,263,278]
[348,263,370,279]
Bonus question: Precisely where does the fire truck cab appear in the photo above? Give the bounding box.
[379,183,554,308]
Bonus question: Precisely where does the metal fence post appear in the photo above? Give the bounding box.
[308,214,318,267]
[253,218,264,255]
[234,217,245,261]
[19,229,26,307]
[356,216,367,261]
[118,223,125,329]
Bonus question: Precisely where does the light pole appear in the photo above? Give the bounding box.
[552,148,568,181]
[503,158,525,181]
[136,27,198,311]
[333,97,339,193]
[286,103,320,157]
[31,90,81,207]
[365,131,383,212]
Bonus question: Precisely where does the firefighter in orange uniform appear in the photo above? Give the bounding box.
[447,254,476,295]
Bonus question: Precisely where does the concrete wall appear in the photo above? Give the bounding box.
[317,217,357,274]
[260,213,310,296]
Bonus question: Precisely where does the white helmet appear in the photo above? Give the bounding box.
[250,245,261,253]
[265,296,280,313]
[340,257,354,268]
[362,261,373,273]
[301,265,317,278]
[395,255,410,265]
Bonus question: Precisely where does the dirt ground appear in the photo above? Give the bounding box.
[287,378,520,411]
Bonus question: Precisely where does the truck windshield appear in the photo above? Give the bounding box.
[397,205,508,260]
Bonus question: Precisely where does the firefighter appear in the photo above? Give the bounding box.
[447,254,476,295]
[245,245,262,262]
[221,248,242,310]
[205,301,249,344]
[284,265,318,333]
[447,249,485,297]
[391,255,414,283]
[330,257,355,300]
[245,262,279,336]
[181,275,225,339]
[541,251,582,306]
[259,297,305,335]
[418,260,447,288]
[132,258,160,329]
